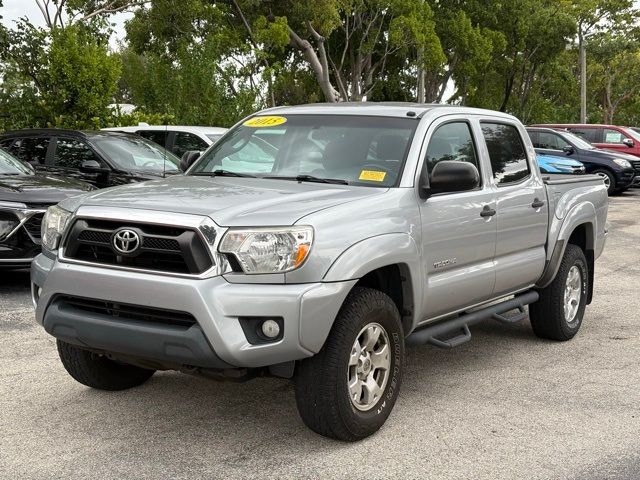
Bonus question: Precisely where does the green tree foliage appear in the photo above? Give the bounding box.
[121,0,258,126]
[2,0,640,131]
[0,20,120,130]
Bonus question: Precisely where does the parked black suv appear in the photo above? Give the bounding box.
[0,147,93,268]
[0,129,181,188]
[527,127,637,194]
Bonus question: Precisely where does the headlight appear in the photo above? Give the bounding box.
[613,158,632,169]
[41,205,72,251]
[220,226,313,274]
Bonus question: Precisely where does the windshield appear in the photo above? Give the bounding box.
[0,147,34,175]
[190,114,418,187]
[92,135,180,172]
[561,131,595,150]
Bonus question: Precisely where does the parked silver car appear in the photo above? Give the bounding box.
[32,103,608,441]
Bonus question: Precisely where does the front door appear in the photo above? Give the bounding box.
[481,121,548,296]
[50,136,109,187]
[418,118,497,321]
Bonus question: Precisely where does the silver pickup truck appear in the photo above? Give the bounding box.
[31,104,608,441]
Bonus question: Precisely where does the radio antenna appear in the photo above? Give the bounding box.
[163,116,168,178]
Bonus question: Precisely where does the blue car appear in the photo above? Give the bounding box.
[536,153,585,174]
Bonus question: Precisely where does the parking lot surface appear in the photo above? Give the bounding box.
[1,191,639,480]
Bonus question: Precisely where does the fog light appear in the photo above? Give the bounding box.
[261,319,281,338]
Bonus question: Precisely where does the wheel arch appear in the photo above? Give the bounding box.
[538,209,596,303]
[323,233,422,334]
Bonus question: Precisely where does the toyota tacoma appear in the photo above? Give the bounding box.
[31,104,608,441]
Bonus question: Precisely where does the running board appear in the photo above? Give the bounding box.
[406,291,539,349]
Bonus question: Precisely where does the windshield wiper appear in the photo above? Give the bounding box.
[192,169,257,178]
[264,174,349,185]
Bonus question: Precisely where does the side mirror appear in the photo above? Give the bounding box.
[562,145,574,155]
[79,160,110,174]
[419,161,480,198]
[180,150,201,171]
[622,138,634,148]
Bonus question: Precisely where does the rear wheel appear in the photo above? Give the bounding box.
[57,340,155,391]
[294,287,404,441]
[529,244,588,341]
[592,169,615,194]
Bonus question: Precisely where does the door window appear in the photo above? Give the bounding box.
[54,138,100,169]
[137,130,169,148]
[173,132,208,158]
[531,131,569,150]
[425,122,480,176]
[570,128,600,143]
[10,137,50,165]
[481,123,530,185]
[602,128,627,144]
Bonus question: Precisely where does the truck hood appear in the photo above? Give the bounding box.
[0,174,94,206]
[78,175,387,226]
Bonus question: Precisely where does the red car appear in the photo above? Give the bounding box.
[530,124,640,158]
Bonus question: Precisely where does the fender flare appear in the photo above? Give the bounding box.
[323,232,423,323]
[537,202,596,289]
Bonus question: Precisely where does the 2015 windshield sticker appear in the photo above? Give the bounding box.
[243,116,287,127]
[359,170,387,182]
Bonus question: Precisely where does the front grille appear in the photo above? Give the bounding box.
[631,160,640,174]
[64,219,213,274]
[23,213,44,239]
[57,295,197,328]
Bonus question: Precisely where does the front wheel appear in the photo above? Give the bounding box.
[57,340,155,391]
[294,287,404,441]
[529,244,588,341]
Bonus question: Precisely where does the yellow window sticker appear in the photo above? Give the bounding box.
[359,170,387,182]
[243,116,287,127]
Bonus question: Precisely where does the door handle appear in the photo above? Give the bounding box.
[480,205,496,217]
[531,198,545,209]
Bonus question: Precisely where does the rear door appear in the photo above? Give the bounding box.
[418,117,497,320]
[481,121,548,297]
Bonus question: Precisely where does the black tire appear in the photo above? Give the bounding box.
[294,287,404,441]
[592,168,616,195]
[57,340,155,391]
[530,244,588,341]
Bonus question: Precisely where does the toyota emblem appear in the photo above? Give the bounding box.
[112,228,141,255]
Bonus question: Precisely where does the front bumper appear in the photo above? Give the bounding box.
[616,170,635,188]
[32,254,355,369]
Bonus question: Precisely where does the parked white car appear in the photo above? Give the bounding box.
[102,125,227,159]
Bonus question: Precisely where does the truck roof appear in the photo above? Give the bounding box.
[258,102,519,120]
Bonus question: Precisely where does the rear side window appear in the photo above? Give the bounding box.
[173,132,208,158]
[425,122,480,176]
[0,138,15,150]
[570,128,600,143]
[481,123,530,185]
[54,138,100,168]
[9,136,51,165]
[137,130,168,148]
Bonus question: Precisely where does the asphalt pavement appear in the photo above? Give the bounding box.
[1,190,639,479]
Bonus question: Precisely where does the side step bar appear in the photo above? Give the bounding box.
[406,291,539,349]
